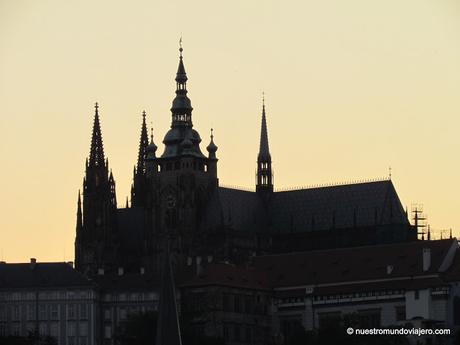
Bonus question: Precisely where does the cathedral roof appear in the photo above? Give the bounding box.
[200,180,408,233]
[269,179,408,233]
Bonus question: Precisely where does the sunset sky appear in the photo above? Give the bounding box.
[1,0,459,262]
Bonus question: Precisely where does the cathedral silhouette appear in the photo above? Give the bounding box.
[74,46,416,277]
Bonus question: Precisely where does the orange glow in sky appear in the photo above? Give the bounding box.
[1,0,459,262]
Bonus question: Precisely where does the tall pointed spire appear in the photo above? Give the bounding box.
[256,94,273,195]
[88,102,106,168]
[137,110,149,174]
[258,94,271,161]
[76,190,83,230]
[171,39,193,127]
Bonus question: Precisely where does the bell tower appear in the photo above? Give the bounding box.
[151,42,218,258]
[75,103,118,275]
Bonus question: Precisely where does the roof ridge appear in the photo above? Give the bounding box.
[256,238,456,258]
[274,177,391,192]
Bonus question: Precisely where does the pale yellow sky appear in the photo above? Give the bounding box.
[0,0,459,262]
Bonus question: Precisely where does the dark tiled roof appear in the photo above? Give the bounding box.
[255,239,456,288]
[200,187,267,232]
[0,262,92,289]
[201,180,408,234]
[269,180,408,233]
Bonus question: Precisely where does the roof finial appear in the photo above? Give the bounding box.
[179,36,183,57]
[210,128,214,140]
[150,122,154,143]
[142,110,146,119]
[389,166,392,180]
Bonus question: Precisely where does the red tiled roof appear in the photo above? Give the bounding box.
[254,239,456,288]
[180,263,269,291]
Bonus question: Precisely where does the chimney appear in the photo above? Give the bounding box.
[118,267,124,276]
[140,267,145,275]
[423,248,431,271]
[386,265,393,275]
[30,258,37,270]
[97,268,104,275]
[196,256,202,275]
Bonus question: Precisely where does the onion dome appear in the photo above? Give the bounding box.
[206,128,218,159]
[146,128,157,159]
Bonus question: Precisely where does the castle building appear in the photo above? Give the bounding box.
[74,46,416,277]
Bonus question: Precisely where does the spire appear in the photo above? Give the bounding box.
[88,102,106,168]
[156,242,182,345]
[258,94,271,161]
[137,110,149,174]
[206,128,218,159]
[256,94,273,194]
[171,40,193,127]
[76,190,82,230]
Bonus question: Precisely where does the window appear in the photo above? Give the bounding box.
[119,307,127,320]
[104,325,111,339]
[0,306,6,321]
[234,295,241,313]
[39,323,47,336]
[79,337,88,345]
[414,290,420,300]
[104,308,111,321]
[395,306,406,321]
[50,305,58,320]
[12,322,20,336]
[68,322,76,336]
[27,305,35,320]
[80,304,87,320]
[244,296,253,314]
[39,305,47,320]
[318,312,341,329]
[68,304,76,319]
[12,305,20,321]
[50,322,59,337]
[79,322,88,336]
[223,294,231,312]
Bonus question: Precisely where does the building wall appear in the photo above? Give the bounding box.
[0,288,97,345]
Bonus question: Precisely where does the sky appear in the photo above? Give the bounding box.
[0,0,459,262]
